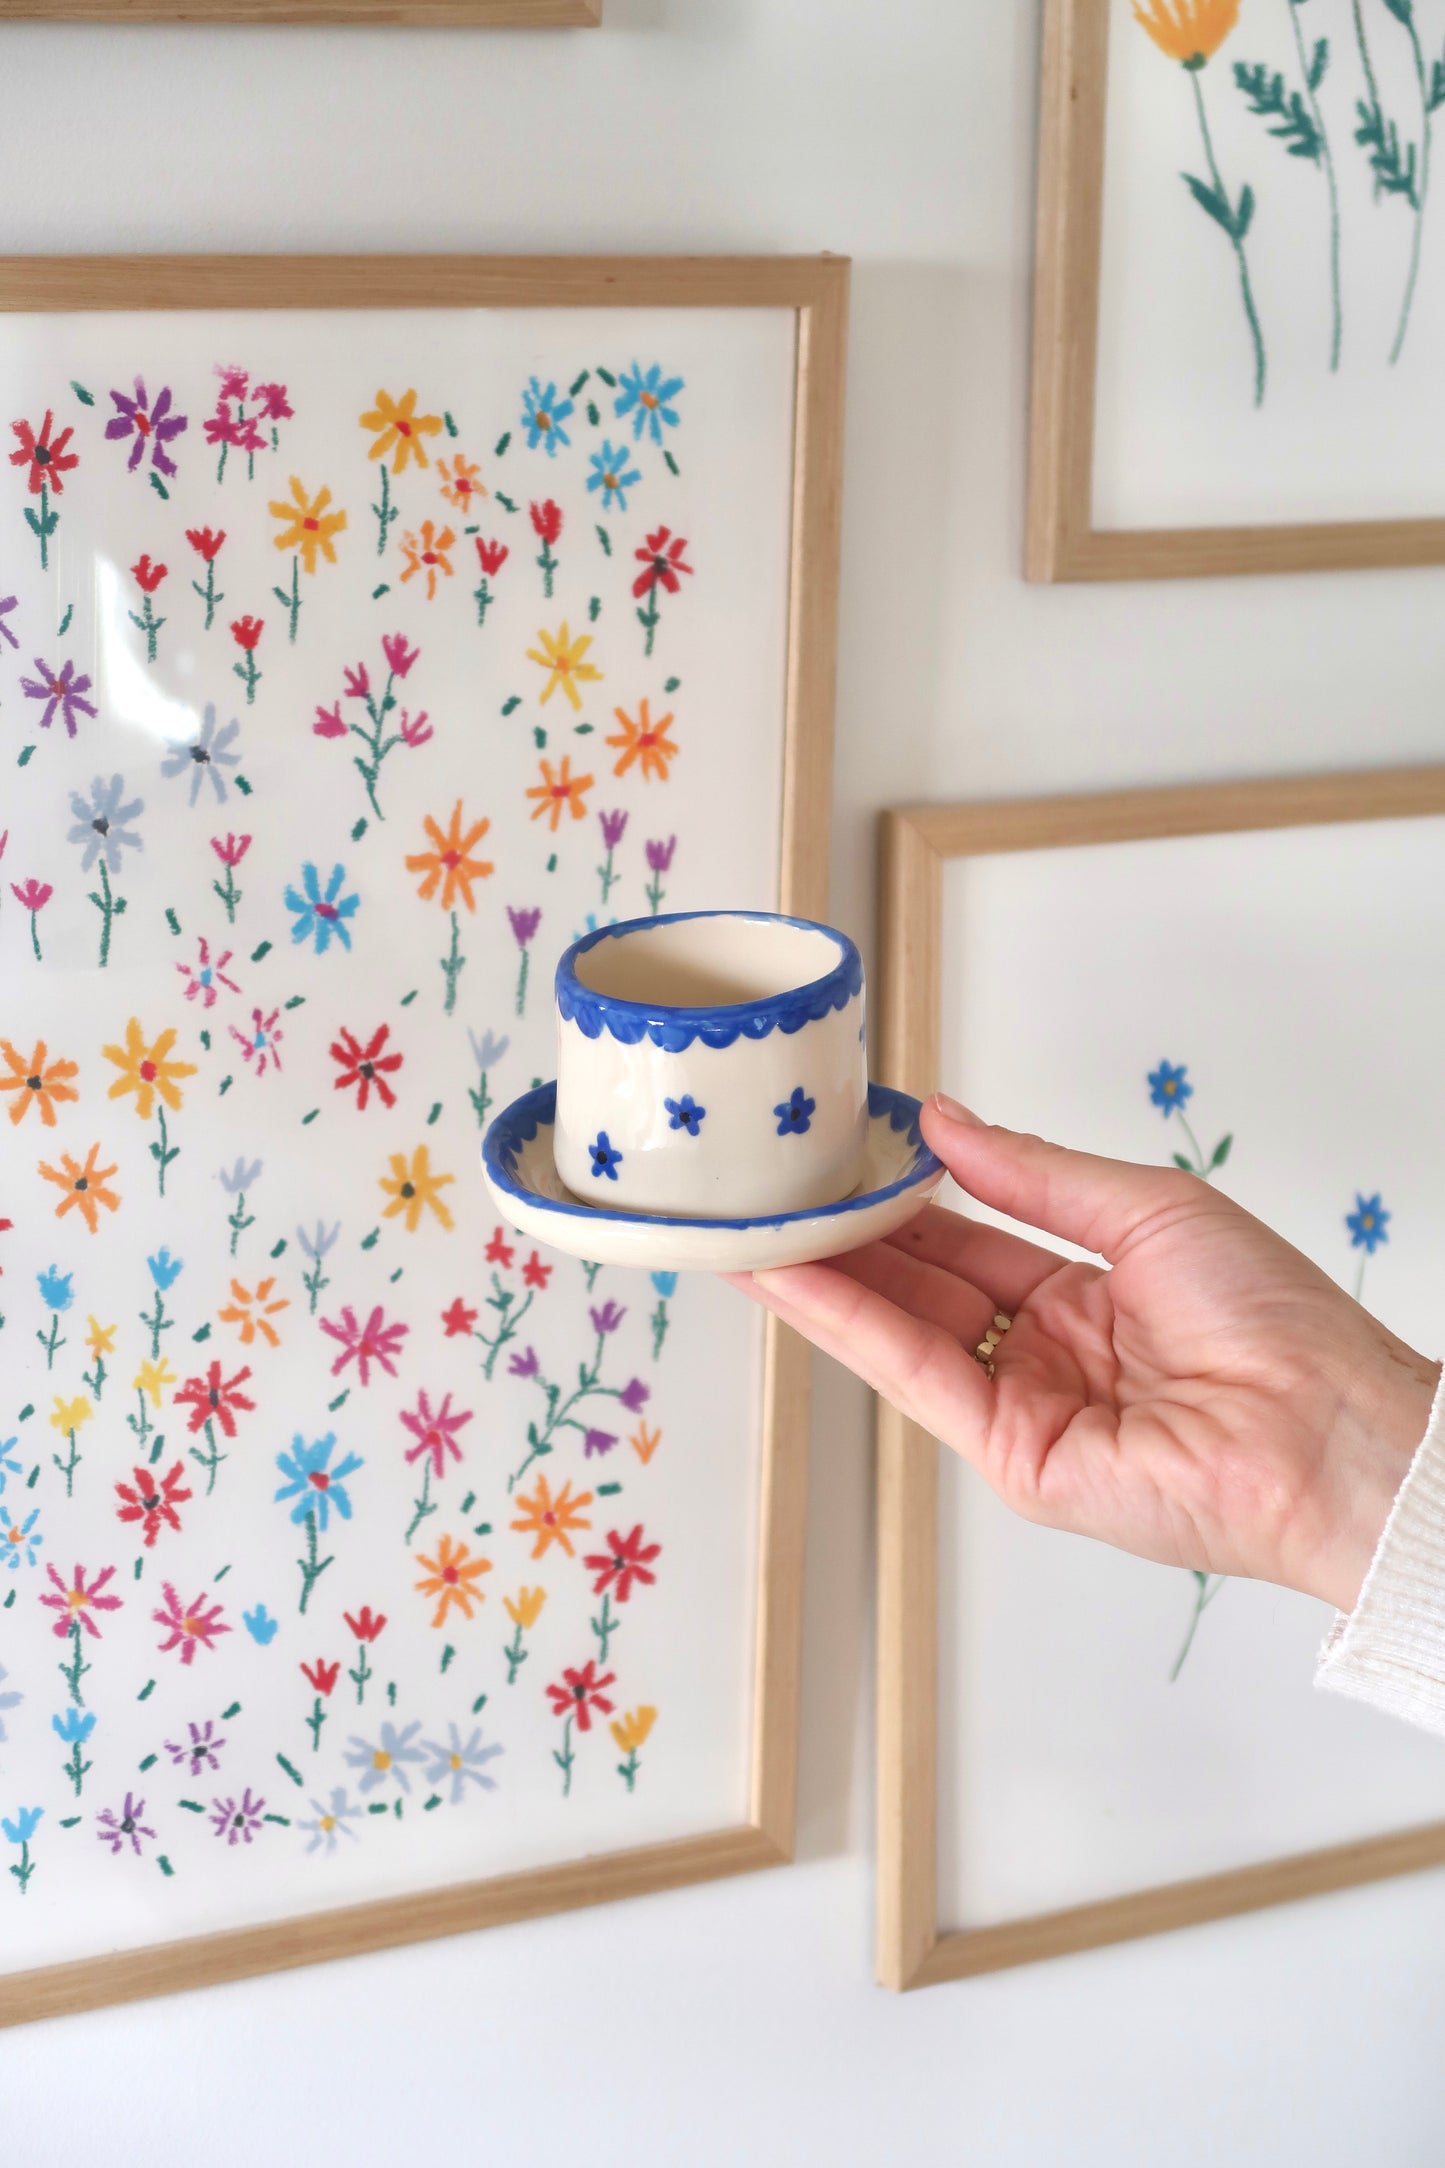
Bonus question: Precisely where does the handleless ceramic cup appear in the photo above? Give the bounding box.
[553,911,868,1219]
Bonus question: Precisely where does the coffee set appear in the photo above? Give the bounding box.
[481,909,944,1272]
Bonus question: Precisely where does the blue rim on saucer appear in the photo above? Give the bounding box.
[481,1080,945,1272]
[556,909,864,1052]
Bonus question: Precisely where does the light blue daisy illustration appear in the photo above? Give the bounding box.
[521,376,574,457]
[586,439,643,512]
[299,1786,364,1854]
[286,862,360,955]
[421,1722,504,1804]
[0,1508,41,1570]
[67,773,144,872]
[160,703,241,807]
[274,1433,363,1532]
[344,1720,426,1795]
[614,360,685,445]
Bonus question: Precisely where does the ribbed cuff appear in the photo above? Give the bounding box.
[1316,1367,1445,1738]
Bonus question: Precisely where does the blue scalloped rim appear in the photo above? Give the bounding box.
[556,909,864,1052]
[482,1080,941,1233]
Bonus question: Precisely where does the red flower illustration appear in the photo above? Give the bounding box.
[210,832,251,869]
[153,1583,230,1665]
[39,1561,122,1638]
[330,1023,403,1111]
[131,553,168,594]
[584,1524,661,1603]
[632,526,693,598]
[116,1461,192,1548]
[301,1658,340,1696]
[10,410,79,495]
[11,878,53,912]
[521,1251,551,1290]
[174,1361,255,1438]
[320,1303,407,1386]
[344,1605,387,1643]
[546,1660,617,1733]
[441,1296,477,1338]
[313,702,346,738]
[485,1226,514,1267]
[185,525,226,562]
[230,613,263,651]
[399,1388,473,1479]
[381,632,419,679]
[475,537,508,576]
[530,498,562,546]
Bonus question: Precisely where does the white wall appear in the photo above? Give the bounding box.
[9,3,1445,2158]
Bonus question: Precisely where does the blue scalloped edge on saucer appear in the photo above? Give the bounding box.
[480,1080,945,1273]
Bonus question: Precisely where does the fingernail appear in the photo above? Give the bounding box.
[930,1092,983,1127]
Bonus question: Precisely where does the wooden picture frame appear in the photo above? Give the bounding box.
[1026,0,1445,582]
[0,251,847,2027]
[0,0,598,23]
[877,762,1445,1990]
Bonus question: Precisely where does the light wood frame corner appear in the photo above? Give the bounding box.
[0,251,848,2028]
[877,765,1445,1990]
[1024,0,1445,584]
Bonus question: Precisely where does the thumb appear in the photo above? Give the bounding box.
[920,1093,1193,1262]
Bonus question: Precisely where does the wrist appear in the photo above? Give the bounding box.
[1314,1342,1442,1613]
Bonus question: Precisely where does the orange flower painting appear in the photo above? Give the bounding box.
[526,755,594,832]
[0,1038,78,1128]
[414,1533,492,1627]
[607,699,679,783]
[511,1474,593,1561]
[38,1143,120,1234]
[406,803,494,912]
[399,520,456,601]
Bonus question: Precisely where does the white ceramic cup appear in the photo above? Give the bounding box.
[553,910,868,1219]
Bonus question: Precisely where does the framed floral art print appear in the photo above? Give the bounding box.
[0,252,846,2023]
[1028,0,1445,579]
[877,763,1445,1987]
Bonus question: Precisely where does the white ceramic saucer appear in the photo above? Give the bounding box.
[481,1081,945,1272]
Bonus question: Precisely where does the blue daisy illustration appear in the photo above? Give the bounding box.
[614,360,685,446]
[286,862,360,955]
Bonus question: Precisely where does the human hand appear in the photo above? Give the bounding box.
[727,1095,1440,1613]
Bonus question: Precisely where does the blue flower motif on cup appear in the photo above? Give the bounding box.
[589,1131,623,1181]
[774,1087,816,1137]
[1346,1192,1390,1254]
[665,1094,706,1137]
[1147,1059,1192,1117]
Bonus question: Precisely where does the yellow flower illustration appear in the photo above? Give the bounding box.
[511,1474,593,1561]
[607,699,679,783]
[406,803,494,913]
[101,1017,196,1122]
[1133,0,1238,66]
[438,452,486,514]
[380,1143,455,1233]
[360,388,444,473]
[630,1421,662,1466]
[0,1037,79,1128]
[50,1394,92,1436]
[611,1706,657,1755]
[219,1276,289,1348]
[525,754,594,833]
[414,1533,492,1627]
[503,1586,548,1631]
[84,1316,117,1361]
[526,621,602,712]
[134,1356,176,1407]
[399,519,456,601]
[269,475,348,573]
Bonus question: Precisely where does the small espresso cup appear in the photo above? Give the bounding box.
[553,910,868,1219]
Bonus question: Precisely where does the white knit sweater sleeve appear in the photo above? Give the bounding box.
[1316,1369,1445,1738]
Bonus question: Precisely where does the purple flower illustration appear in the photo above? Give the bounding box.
[644,835,676,916]
[619,1377,650,1413]
[166,1719,225,1775]
[211,1787,266,1845]
[20,656,96,739]
[96,1792,156,1858]
[597,807,629,905]
[0,596,18,651]
[105,378,188,478]
[584,1428,619,1458]
[508,1346,540,1380]
[507,905,542,1016]
[590,1301,626,1336]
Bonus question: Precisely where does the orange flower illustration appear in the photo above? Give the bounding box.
[379,1144,455,1234]
[406,802,494,912]
[0,1038,78,1128]
[101,1017,196,1122]
[525,754,594,832]
[511,1474,593,1561]
[218,1276,289,1348]
[414,1532,492,1627]
[399,519,456,601]
[38,1143,120,1234]
[606,699,679,783]
[526,621,602,712]
[269,476,348,573]
[360,388,444,473]
[630,1421,662,1466]
[1133,0,1238,65]
[437,453,486,514]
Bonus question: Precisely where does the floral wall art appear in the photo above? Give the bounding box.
[0,300,801,1981]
